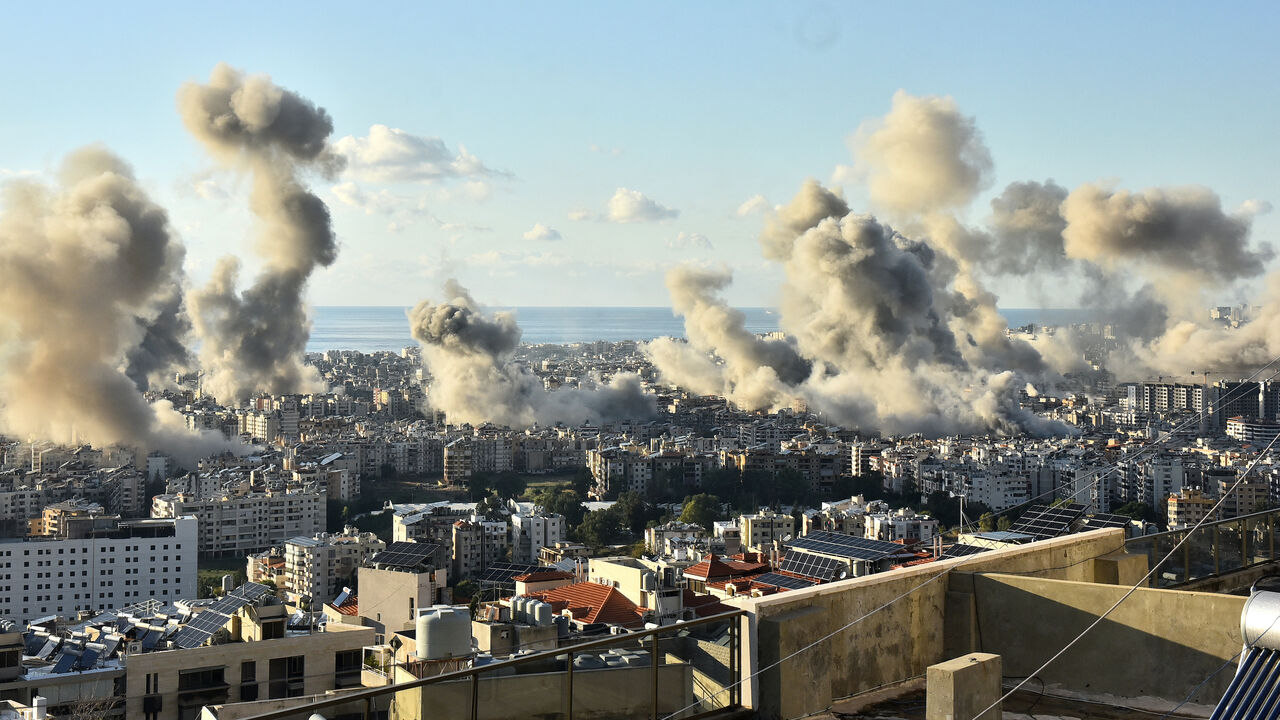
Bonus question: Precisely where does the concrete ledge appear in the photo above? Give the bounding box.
[926,652,1001,720]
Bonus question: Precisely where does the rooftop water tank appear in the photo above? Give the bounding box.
[416,605,472,660]
[533,600,553,627]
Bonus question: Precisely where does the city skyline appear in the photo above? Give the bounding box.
[2,2,1277,307]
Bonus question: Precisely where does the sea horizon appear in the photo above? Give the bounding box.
[307,306,1100,353]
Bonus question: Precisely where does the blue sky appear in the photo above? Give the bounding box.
[1,2,1277,307]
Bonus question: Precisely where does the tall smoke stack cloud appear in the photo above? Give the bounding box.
[179,63,342,403]
[409,281,656,426]
[0,147,236,463]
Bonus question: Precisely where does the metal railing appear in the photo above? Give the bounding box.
[224,609,745,720]
[1125,506,1280,587]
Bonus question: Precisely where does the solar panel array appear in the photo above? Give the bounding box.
[1081,513,1132,531]
[475,562,540,588]
[940,544,990,560]
[751,572,818,590]
[786,531,912,561]
[370,541,440,569]
[1008,503,1087,540]
[779,552,842,581]
[172,582,275,649]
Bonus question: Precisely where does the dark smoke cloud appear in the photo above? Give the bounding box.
[179,63,342,402]
[410,280,655,426]
[1061,183,1271,283]
[0,147,235,462]
[986,180,1070,274]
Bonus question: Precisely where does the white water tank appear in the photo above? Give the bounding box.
[416,605,472,660]
[533,600,553,627]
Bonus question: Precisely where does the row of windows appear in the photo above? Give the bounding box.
[0,543,179,556]
[17,587,181,615]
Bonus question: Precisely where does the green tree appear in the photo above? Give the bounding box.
[775,469,816,508]
[679,493,720,531]
[614,491,654,536]
[578,508,626,548]
[467,472,492,502]
[570,467,593,497]
[476,493,506,520]
[1115,501,1161,524]
[977,512,996,532]
[491,471,528,501]
[535,488,587,528]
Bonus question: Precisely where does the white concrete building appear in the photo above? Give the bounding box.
[511,512,566,564]
[283,528,385,603]
[151,486,325,556]
[0,516,197,624]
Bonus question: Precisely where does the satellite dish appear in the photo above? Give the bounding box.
[837,570,848,580]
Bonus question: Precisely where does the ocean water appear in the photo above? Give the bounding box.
[307,306,1097,353]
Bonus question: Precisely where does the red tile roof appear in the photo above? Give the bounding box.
[527,581,643,628]
[683,553,771,582]
[328,595,359,616]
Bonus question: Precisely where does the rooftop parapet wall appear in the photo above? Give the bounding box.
[954,572,1245,703]
[734,529,1131,718]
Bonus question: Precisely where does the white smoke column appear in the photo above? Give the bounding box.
[409,281,655,426]
[179,63,343,403]
[649,265,809,410]
[0,147,237,463]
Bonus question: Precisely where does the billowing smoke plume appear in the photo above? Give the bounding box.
[410,281,656,426]
[648,266,809,410]
[650,90,1275,436]
[179,63,342,403]
[0,147,236,462]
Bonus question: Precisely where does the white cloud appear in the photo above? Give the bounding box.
[589,143,624,157]
[567,209,593,221]
[667,232,714,251]
[334,124,495,183]
[605,187,679,223]
[1238,199,1274,217]
[736,194,769,217]
[523,223,562,242]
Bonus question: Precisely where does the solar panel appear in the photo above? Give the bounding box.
[370,541,440,569]
[940,544,990,560]
[23,632,45,656]
[780,553,842,581]
[475,562,540,588]
[75,648,100,670]
[333,588,351,608]
[786,531,910,561]
[99,637,121,659]
[751,572,818,590]
[171,625,214,650]
[1082,513,1131,531]
[1009,503,1087,540]
[50,652,77,674]
[36,638,59,660]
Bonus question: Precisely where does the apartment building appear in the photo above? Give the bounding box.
[0,517,197,624]
[443,434,514,487]
[151,486,325,556]
[738,511,795,551]
[282,528,385,603]
[511,512,566,564]
[451,518,510,580]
